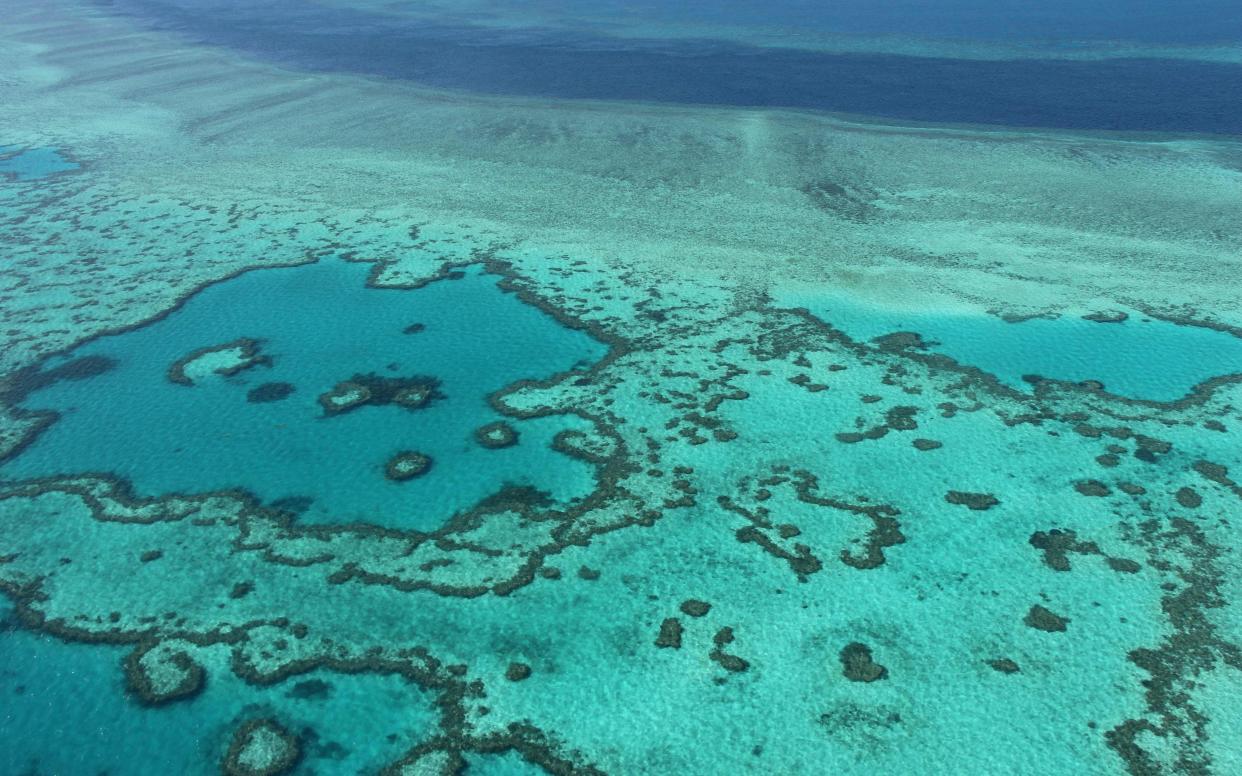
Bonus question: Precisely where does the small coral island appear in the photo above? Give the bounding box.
[384,450,433,481]
[168,337,268,386]
[223,718,301,776]
[474,421,518,449]
[318,373,443,417]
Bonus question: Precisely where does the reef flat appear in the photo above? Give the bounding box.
[1,0,1241,774]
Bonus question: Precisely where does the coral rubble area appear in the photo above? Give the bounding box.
[1,0,1241,774]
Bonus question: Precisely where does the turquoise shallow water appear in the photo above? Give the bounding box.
[3,259,606,528]
[778,289,1242,401]
[3,1,1242,773]
[0,602,436,774]
[0,146,79,180]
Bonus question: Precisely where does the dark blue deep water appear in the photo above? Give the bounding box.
[98,0,1242,134]
[507,0,1242,44]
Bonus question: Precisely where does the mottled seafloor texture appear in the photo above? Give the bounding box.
[2,1,1242,774]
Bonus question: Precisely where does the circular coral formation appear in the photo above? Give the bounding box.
[840,642,887,683]
[1175,487,1202,508]
[550,427,617,465]
[474,421,518,449]
[385,451,432,481]
[168,338,267,386]
[123,646,206,705]
[223,718,301,776]
[317,381,372,416]
[393,384,434,410]
[316,373,443,416]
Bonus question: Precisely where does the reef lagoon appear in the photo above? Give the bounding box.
[5,259,604,528]
[1,1,1241,775]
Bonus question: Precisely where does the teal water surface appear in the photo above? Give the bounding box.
[2,259,607,528]
[4,0,1242,771]
[780,290,1242,402]
[0,146,79,180]
[0,602,435,775]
